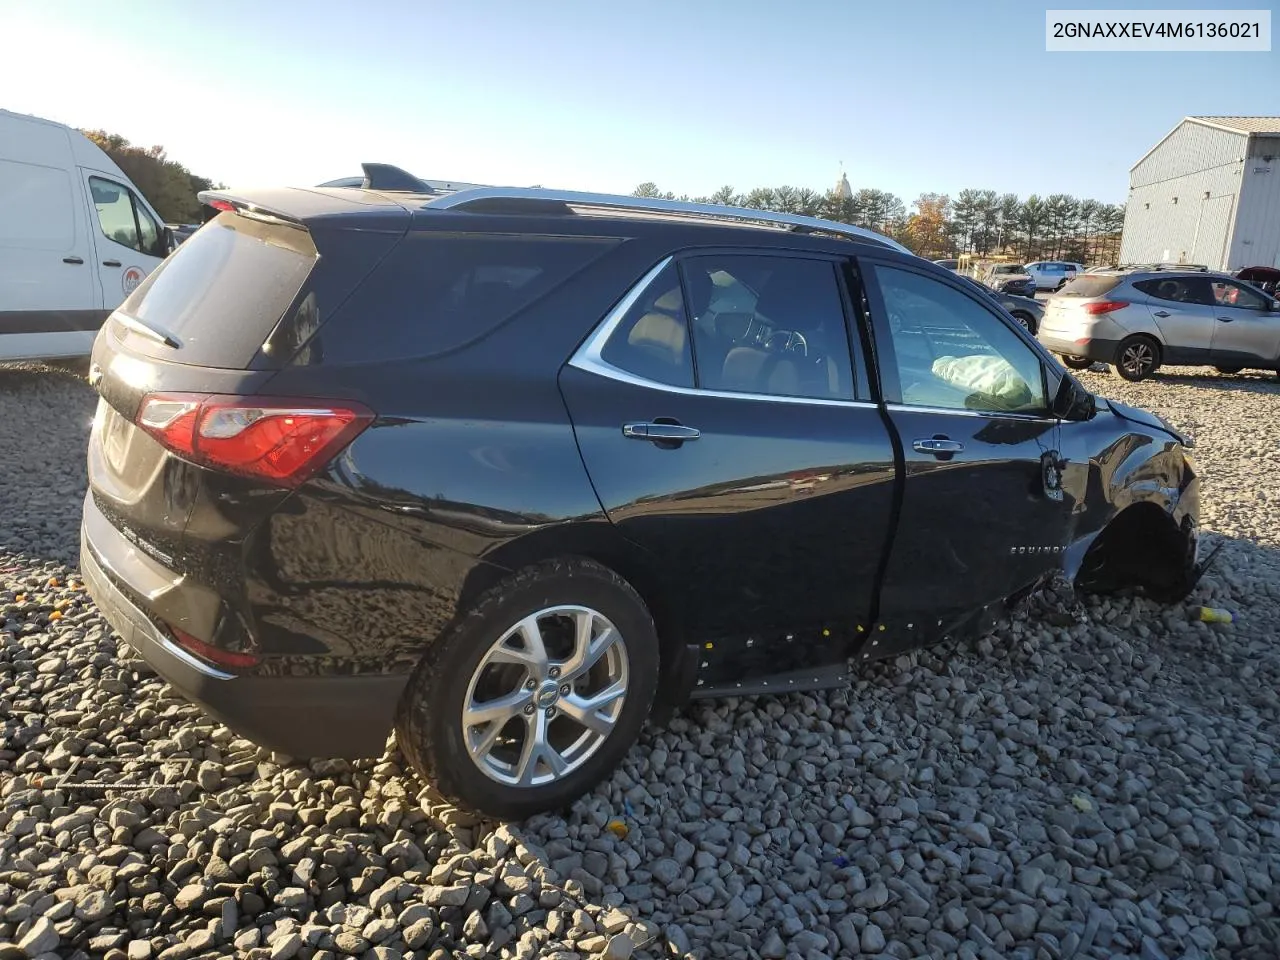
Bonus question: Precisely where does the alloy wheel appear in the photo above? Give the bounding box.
[1120,342,1155,378]
[461,605,629,787]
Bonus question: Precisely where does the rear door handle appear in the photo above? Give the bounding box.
[62,256,84,265]
[1152,310,1170,317]
[1217,316,1233,322]
[623,422,701,442]
[913,437,965,455]
[102,260,121,268]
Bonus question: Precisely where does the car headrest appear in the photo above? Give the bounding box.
[652,287,683,313]
[628,312,686,363]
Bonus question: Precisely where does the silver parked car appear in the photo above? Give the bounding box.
[1038,269,1280,381]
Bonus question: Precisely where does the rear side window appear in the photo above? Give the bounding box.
[114,213,318,367]
[1133,277,1213,305]
[599,262,694,387]
[311,234,621,362]
[1060,275,1123,298]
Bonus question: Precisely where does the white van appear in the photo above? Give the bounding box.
[0,109,170,362]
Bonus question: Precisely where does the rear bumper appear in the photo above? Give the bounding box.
[1039,334,1122,363]
[81,509,408,759]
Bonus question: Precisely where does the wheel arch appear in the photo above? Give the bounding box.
[462,522,688,684]
[1070,500,1197,602]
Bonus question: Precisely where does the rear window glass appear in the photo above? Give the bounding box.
[114,214,317,367]
[1060,275,1123,298]
[307,233,620,362]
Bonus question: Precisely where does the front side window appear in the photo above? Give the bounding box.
[1211,279,1270,311]
[1134,277,1213,305]
[89,177,166,257]
[599,262,694,388]
[874,265,1047,414]
[90,177,139,250]
[682,255,855,400]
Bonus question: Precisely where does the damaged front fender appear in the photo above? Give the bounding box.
[1058,402,1200,602]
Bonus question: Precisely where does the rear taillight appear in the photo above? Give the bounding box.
[207,199,236,212]
[167,624,260,670]
[1083,301,1129,315]
[136,393,373,487]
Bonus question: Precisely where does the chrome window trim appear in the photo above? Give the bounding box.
[425,187,915,256]
[885,402,1057,423]
[567,256,877,410]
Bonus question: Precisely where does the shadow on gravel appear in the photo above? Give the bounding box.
[1146,371,1280,395]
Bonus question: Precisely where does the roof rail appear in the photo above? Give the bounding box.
[424,187,914,255]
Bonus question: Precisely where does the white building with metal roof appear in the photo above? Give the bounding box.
[1119,116,1280,270]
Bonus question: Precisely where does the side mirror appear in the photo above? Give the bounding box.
[1051,371,1095,421]
[164,227,176,255]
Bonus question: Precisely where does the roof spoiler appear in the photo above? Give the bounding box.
[196,190,308,228]
[360,163,438,194]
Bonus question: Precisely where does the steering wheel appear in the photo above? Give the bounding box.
[889,310,907,334]
[763,330,808,356]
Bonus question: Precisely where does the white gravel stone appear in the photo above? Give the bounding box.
[3,364,1280,959]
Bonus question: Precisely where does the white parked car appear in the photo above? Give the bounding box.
[1024,261,1085,291]
[0,109,171,362]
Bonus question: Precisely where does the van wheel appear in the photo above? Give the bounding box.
[1214,365,1242,374]
[1115,336,1160,382]
[395,558,658,820]
[1060,355,1093,370]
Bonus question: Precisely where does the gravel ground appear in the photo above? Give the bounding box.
[2,362,1280,960]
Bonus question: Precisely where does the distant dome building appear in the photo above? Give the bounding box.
[834,168,852,200]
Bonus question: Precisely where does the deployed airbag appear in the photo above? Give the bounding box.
[931,355,1035,411]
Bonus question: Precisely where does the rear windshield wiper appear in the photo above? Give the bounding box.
[113,313,182,349]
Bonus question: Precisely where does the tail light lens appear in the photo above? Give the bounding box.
[136,393,374,487]
[1083,300,1129,315]
[167,624,260,670]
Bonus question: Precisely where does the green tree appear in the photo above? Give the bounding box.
[81,129,216,223]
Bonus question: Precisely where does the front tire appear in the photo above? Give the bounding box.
[395,558,658,820]
[1115,335,1160,382]
[1214,365,1242,374]
[1060,355,1093,370]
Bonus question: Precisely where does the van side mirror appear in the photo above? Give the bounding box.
[164,227,177,255]
[1051,371,1095,421]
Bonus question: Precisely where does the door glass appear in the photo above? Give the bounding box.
[133,197,163,257]
[598,262,694,388]
[682,255,855,400]
[89,177,140,250]
[875,265,1047,413]
[1211,279,1269,311]
[1133,277,1213,305]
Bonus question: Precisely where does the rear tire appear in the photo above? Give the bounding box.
[1060,355,1093,370]
[395,558,659,820]
[1115,335,1160,382]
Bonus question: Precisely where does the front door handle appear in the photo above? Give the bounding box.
[1216,316,1234,322]
[102,260,122,267]
[623,421,701,443]
[913,437,965,457]
[1152,310,1170,318]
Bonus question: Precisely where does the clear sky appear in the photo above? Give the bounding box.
[1,0,1276,206]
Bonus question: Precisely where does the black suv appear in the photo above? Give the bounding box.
[81,173,1201,819]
